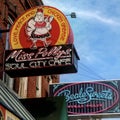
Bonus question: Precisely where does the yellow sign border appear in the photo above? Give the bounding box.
[10,6,70,49]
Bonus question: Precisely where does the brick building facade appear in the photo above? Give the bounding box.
[0,0,59,98]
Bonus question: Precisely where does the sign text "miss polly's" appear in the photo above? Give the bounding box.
[5,45,72,70]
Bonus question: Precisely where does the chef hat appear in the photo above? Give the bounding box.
[37,8,43,13]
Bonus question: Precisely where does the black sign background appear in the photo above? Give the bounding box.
[4,44,79,77]
[49,80,120,116]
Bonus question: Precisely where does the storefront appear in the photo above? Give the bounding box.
[1,80,68,120]
[0,80,35,120]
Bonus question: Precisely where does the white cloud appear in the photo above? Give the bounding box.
[43,0,120,26]
[43,0,120,81]
[77,10,120,26]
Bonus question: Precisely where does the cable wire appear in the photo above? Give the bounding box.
[78,62,106,80]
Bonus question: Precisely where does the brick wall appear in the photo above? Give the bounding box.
[42,76,49,97]
[13,78,20,94]
[0,0,60,99]
[27,76,36,98]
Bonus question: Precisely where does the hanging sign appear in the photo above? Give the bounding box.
[10,6,73,49]
[49,81,120,116]
[4,44,79,77]
[4,6,79,77]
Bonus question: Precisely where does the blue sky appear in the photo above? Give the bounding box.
[43,0,120,84]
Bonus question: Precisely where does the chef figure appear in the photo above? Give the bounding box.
[26,7,53,48]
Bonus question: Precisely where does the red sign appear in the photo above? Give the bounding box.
[49,81,119,115]
[10,6,73,49]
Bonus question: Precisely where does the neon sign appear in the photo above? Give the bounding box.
[49,82,119,115]
[4,6,79,77]
[57,87,113,104]
[4,44,79,77]
[6,46,71,62]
